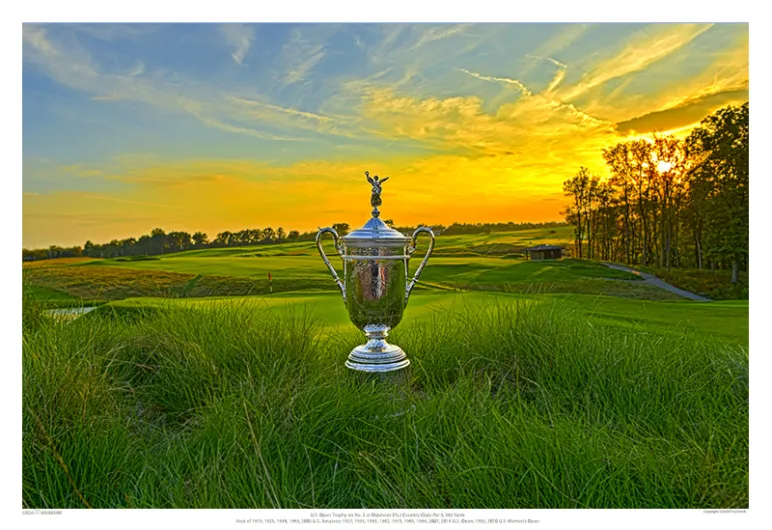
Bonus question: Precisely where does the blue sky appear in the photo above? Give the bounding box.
[23,23,749,247]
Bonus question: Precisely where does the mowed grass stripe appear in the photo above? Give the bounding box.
[104,291,749,348]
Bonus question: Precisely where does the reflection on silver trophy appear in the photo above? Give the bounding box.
[316,171,435,373]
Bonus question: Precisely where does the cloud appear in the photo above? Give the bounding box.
[523,54,568,93]
[528,24,590,59]
[22,25,325,141]
[229,97,333,123]
[452,65,607,138]
[281,30,326,85]
[358,86,616,161]
[62,24,163,42]
[525,54,567,69]
[219,24,255,65]
[545,68,567,94]
[24,23,743,151]
[457,68,532,97]
[557,24,714,102]
[410,24,471,50]
[22,25,59,58]
[366,24,489,86]
[659,32,749,111]
[615,88,749,135]
[368,25,407,66]
[573,26,748,124]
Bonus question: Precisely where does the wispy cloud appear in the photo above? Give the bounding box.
[525,54,567,69]
[454,63,606,133]
[457,68,532,97]
[368,25,407,66]
[62,23,163,42]
[226,96,364,140]
[367,24,486,86]
[522,54,569,94]
[23,25,316,141]
[281,30,326,85]
[545,68,567,94]
[22,24,59,58]
[571,25,747,123]
[660,32,749,111]
[557,24,714,102]
[229,97,333,123]
[528,24,590,59]
[410,24,470,50]
[219,23,255,65]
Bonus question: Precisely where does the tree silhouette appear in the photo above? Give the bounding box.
[192,232,208,248]
[563,167,591,258]
[332,223,350,236]
[686,102,748,282]
[150,228,166,255]
[261,227,276,243]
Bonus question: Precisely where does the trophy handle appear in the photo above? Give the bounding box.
[316,227,346,303]
[405,226,435,305]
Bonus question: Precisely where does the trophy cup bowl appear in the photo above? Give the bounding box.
[316,172,435,373]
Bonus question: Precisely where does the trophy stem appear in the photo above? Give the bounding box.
[345,325,410,373]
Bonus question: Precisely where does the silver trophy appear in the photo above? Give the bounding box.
[316,172,435,373]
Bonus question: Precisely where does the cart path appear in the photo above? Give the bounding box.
[602,262,712,301]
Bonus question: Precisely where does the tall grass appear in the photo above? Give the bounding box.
[22,297,748,509]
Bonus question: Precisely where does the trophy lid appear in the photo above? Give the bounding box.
[340,171,411,247]
[343,216,411,245]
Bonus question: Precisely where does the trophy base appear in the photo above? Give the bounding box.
[345,340,410,373]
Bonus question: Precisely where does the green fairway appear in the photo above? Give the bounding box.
[77,231,582,283]
[27,230,683,302]
[106,291,749,348]
[93,253,333,280]
[88,253,637,285]
[24,229,748,352]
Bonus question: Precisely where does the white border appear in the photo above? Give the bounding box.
[5,2,768,529]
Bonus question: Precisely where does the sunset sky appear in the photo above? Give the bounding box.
[22,22,748,248]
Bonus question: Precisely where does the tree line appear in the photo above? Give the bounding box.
[22,220,569,261]
[562,102,748,282]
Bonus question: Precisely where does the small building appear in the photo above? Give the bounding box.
[525,244,563,260]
